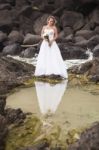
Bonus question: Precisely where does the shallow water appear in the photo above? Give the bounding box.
[6,80,99,133]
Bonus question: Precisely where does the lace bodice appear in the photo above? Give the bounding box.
[43,28,54,41]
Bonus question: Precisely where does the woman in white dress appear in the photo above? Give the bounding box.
[34,16,68,79]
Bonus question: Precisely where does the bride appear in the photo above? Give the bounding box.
[34,16,68,79]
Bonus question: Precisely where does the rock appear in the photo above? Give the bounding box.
[90,8,99,25]
[0,10,13,33]
[0,3,11,10]
[69,58,99,82]
[21,47,37,58]
[63,27,73,37]
[87,35,99,49]
[75,30,95,40]
[67,122,99,150]
[0,115,8,150]
[5,108,26,124]
[93,44,99,57]
[33,14,49,35]
[59,43,88,60]
[23,33,41,45]
[60,11,85,31]
[95,26,99,34]
[74,36,86,43]
[2,43,22,55]
[0,31,7,42]
[0,56,35,94]
[8,30,24,44]
[0,96,6,115]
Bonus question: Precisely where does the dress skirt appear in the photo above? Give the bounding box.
[34,40,68,78]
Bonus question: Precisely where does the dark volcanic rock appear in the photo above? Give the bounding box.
[69,58,99,82]
[0,31,7,43]
[23,33,41,45]
[5,108,26,124]
[60,11,85,31]
[93,44,99,57]
[0,56,35,94]
[67,122,99,150]
[59,43,88,60]
[8,30,24,44]
[2,43,22,55]
[0,115,8,150]
[0,96,6,115]
[21,47,37,58]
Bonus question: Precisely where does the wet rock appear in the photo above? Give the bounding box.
[75,30,95,40]
[23,33,41,45]
[90,8,99,25]
[87,35,99,49]
[5,108,26,124]
[0,10,13,33]
[0,56,35,94]
[67,122,99,150]
[93,44,99,57]
[8,30,24,44]
[2,43,22,55]
[59,43,88,60]
[69,58,99,82]
[21,47,37,58]
[0,96,6,115]
[0,115,8,150]
[60,11,85,31]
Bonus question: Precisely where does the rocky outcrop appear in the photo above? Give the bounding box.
[0,115,8,150]
[68,58,99,83]
[0,56,35,94]
[67,122,99,150]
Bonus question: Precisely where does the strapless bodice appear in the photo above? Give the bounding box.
[43,28,54,41]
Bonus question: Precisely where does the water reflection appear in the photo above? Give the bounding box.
[35,80,68,115]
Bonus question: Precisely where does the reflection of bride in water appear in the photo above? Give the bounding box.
[35,80,68,115]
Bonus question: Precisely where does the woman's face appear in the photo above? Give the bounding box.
[47,18,55,26]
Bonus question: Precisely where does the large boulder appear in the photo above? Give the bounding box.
[75,30,95,40]
[21,47,37,58]
[8,30,24,44]
[0,10,13,33]
[59,43,88,60]
[2,43,22,55]
[23,33,41,45]
[60,11,85,31]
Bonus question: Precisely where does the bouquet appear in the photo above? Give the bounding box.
[43,33,51,47]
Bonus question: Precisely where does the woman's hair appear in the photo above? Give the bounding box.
[47,16,57,25]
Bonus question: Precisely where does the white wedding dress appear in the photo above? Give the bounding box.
[34,28,68,78]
